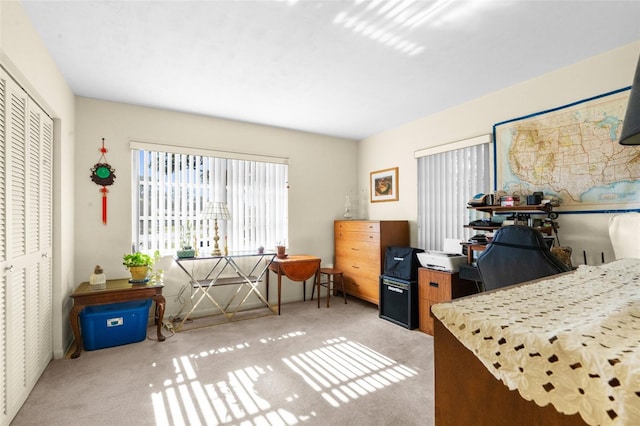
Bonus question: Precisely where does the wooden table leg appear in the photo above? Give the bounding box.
[326,272,331,308]
[69,304,84,359]
[152,295,166,342]
[278,272,282,315]
[317,271,321,309]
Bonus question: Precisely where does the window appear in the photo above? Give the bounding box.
[416,135,491,251]
[131,143,288,255]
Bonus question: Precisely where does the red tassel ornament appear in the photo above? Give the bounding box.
[90,138,116,225]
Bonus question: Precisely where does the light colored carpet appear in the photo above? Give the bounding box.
[12,297,434,426]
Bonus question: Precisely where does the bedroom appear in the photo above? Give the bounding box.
[2,1,640,425]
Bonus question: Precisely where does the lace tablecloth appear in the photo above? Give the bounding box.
[431,258,640,426]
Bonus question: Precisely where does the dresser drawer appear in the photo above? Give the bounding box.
[335,221,381,233]
[335,240,380,262]
[335,229,381,244]
[336,256,381,278]
[419,269,453,301]
[342,274,379,302]
[344,270,380,287]
[418,268,477,304]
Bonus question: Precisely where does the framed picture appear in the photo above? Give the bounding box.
[370,167,399,202]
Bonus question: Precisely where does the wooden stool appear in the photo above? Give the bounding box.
[312,267,347,308]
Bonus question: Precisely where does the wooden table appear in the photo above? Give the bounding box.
[266,255,321,314]
[69,278,165,358]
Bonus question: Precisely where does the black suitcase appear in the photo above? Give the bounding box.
[383,246,424,281]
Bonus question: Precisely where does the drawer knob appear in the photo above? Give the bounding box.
[429,281,439,288]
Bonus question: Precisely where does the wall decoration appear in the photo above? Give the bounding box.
[90,138,116,224]
[493,87,640,213]
[370,167,399,203]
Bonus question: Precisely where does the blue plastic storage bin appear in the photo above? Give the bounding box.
[79,299,151,350]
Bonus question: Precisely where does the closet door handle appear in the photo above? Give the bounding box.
[5,265,14,273]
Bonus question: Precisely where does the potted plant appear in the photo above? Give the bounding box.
[177,223,196,258]
[123,251,154,281]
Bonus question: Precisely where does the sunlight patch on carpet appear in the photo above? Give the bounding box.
[150,334,417,425]
[282,337,418,408]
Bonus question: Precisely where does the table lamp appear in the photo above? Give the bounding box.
[201,202,232,255]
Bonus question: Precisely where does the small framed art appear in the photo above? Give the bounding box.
[370,167,398,202]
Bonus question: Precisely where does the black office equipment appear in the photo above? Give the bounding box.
[383,246,424,281]
[379,275,418,329]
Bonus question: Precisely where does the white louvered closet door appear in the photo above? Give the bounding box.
[0,68,53,426]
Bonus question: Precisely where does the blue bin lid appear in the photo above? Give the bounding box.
[80,299,151,316]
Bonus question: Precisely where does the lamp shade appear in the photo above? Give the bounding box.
[201,202,232,220]
[620,55,640,146]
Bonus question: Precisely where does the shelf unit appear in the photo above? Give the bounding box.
[464,204,558,263]
[465,204,556,235]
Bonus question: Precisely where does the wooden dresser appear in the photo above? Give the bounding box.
[418,267,477,336]
[334,220,409,305]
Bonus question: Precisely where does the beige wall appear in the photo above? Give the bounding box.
[1,1,76,358]
[360,41,640,267]
[4,0,640,356]
[74,98,358,318]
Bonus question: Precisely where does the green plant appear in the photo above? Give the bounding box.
[122,252,155,268]
[181,222,193,249]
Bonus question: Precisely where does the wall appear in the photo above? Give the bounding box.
[1,1,76,358]
[4,0,640,355]
[360,41,640,267]
[74,98,358,318]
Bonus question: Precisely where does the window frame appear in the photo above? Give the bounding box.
[130,141,289,255]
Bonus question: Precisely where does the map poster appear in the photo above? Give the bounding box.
[493,87,640,213]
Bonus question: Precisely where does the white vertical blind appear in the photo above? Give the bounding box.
[132,146,288,254]
[227,159,288,249]
[417,137,491,251]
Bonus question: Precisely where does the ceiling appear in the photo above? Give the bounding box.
[20,0,640,140]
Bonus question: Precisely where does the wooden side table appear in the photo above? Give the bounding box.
[69,278,165,358]
[418,267,477,336]
[266,255,321,314]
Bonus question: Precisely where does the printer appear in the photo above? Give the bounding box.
[417,251,467,272]
[416,239,467,273]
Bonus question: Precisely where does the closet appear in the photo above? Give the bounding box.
[0,67,53,425]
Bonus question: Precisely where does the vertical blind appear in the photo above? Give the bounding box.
[416,136,491,251]
[131,144,288,254]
